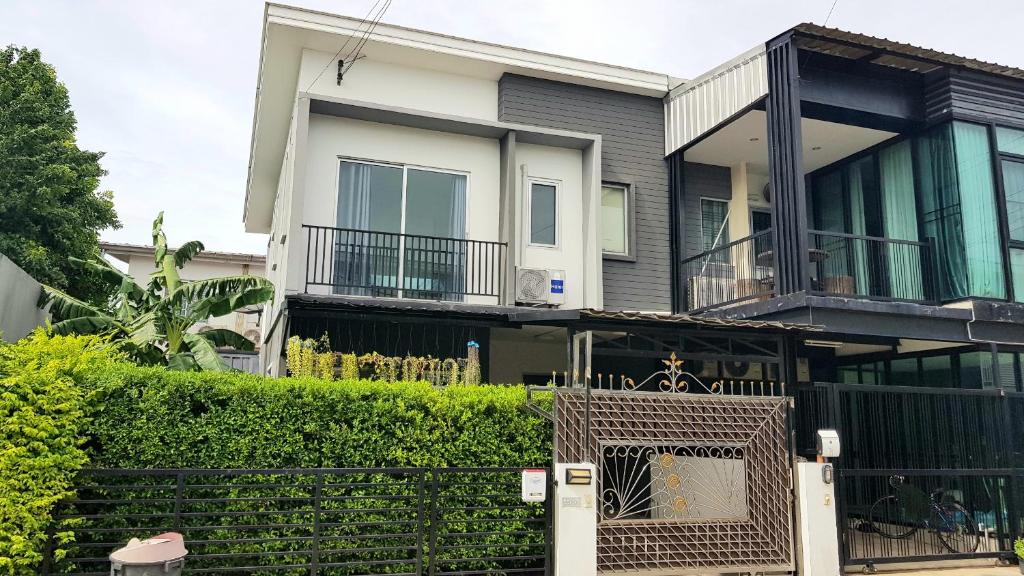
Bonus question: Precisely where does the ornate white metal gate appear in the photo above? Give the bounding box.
[554,388,794,573]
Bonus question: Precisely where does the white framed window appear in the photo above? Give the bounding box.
[335,158,469,239]
[601,183,630,256]
[700,197,730,252]
[527,179,559,247]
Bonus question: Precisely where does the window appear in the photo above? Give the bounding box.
[335,159,468,299]
[751,210,772,234]
[997,126,1024,156]
[700,198,730,253]
[529,181,558,246]
[601,184,629,255]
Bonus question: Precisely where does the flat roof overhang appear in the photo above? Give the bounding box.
[701,293,1024,346]
[245,93,601,233]
[283,294,816,335]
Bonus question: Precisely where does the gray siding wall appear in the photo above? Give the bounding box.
[498,74,670,312]
[682,163,732,259]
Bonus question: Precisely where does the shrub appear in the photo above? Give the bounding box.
[84,367,550,469]
[0,331,118,575]
[1,333,552,573]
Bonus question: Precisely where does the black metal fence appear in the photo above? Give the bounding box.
[838,469,1014,565]
[808,230,937,304]
[681,229,774,311]
[303,225,507,301]
[45,467,550,576]
[794,382,1024,566]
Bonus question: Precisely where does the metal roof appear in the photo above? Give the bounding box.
[792,23,1024,81]
[286,295,819,332]
[578,309,819,332]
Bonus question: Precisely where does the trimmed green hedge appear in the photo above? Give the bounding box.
[0,331,552,574]
[85,365,551,469]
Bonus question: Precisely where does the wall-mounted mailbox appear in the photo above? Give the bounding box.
[521,468,547,503]
[816,429,841,458]
[564,467,593,485]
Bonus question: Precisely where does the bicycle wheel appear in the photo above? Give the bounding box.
[869,495,917,539]
[931,502,980,554]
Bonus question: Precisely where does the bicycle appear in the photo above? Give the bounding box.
[867,475,980,554]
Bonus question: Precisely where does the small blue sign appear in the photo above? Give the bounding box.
[550,279,564,294]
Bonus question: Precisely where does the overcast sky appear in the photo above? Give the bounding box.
[4,0,1023,254]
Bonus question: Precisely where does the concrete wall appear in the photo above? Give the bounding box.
[515,143,586,309]
[0,254,48,342]
[301,49,498,121]
[498,74,670,312]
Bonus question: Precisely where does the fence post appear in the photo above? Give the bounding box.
[311,470,323,576]
[414,470,427,576]
[426,470,440,576]
[173,472,185,531]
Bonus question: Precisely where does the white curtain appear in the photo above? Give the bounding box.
[335,163,375,295]
[447,175,468,299]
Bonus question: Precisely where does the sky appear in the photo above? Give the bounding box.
[3,0,1023,255]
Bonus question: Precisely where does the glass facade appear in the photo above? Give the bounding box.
[836,348,1023,391]
[809,121,1009,302]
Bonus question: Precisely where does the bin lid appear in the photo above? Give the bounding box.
[109,532,188,565]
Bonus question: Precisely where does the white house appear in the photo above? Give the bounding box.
[247,4,675,378]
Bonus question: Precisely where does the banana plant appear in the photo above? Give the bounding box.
[39,212,274,371]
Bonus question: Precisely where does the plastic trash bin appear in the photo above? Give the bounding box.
[109,532,188,576]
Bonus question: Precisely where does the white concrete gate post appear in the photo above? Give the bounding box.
[553,463,597,576]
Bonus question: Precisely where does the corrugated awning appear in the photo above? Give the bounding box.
[793,23,1024,81]
[285,295,819,332]
[577,309,819,332]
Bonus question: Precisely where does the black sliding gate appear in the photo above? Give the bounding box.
[44,467,551,576]
[795,382,1024,567]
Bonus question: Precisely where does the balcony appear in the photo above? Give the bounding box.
[682,228,937,312]
[303,225,507,302]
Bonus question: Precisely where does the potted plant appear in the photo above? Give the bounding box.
[1015,537,1024,573]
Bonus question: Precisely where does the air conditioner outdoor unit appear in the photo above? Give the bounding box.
[745,181,770,208]
[688,276,735,310]
[515,267,565,306]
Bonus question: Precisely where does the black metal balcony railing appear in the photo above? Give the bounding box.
[681,229,775,312]
[303,225,507,301]
[808,230,937,304]
[681,228,939,311]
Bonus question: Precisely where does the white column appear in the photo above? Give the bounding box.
[795,461,841,576]
[553,463,597,576]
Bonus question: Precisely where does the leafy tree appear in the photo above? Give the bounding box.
[0,45,120,304]
[40,213,274,371]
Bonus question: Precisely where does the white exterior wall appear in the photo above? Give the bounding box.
[299,114,502,304]
[300,49,498,121]
[515,143,586,309]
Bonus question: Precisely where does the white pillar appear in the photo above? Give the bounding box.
[553,462,597,576]
[795,461,842,576]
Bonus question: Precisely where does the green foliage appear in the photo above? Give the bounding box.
[0,331,118,574]
[0,333,551,574]
[84,366,550,469]
[39,212,273,370]
[0,46,120,305]
[1016,536,1024,560]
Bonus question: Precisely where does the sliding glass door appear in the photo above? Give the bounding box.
[334,160,467,300]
